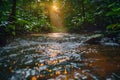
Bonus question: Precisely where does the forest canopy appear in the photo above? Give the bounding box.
[0,0,120,38]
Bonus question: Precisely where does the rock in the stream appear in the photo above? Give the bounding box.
[111,73,120,79]
[85,34,102,44]
[106,77,112,80]
[90,74,99,80]
[38,65,47,71]
[25,69,31,78]
[30,69,36,76]
[56,75,66,80]
[10,73,25,80]
[100,37,120,46]
[70,53,81,61]
[81,75,87,80]
[101,42,119,46]
[74,72,81,79]
[85,34,120,46]
[24,60,33,64]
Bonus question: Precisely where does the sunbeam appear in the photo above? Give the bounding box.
[49,0,65,32]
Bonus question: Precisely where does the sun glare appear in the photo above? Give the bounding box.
[52,5,58,11]
[49,0,65,28]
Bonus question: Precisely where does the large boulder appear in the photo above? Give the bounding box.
[85,34,102,44]
[85,34,120,46]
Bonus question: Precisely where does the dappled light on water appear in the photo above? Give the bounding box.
[31,76,37,80]
[48,33,66,38]
[0,33,120,80]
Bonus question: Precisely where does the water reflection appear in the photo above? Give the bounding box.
[31,76,37,80]
[0,33,120,80]
[47,33,68,38]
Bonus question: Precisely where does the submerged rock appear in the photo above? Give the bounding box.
[74,72,81,79]
[100,37,119,46]
[101,42,119,46]
[56,75,66,80]
[0,33,120,80]
[10,73,25,80]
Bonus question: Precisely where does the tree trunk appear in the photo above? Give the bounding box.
[0,0,2,5]
[8,0,17,22]
[81,0,85,17]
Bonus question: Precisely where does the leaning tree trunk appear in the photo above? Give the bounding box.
[81,0,85,17]
[8,0,17,22]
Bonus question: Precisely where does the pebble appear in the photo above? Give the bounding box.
[81,75,87,79]
[24,60,33,64]
[1,33,119,80]
[106,78,112,80]
[74,72,81,79]
[30,70,36,75]
[25,69,31,78]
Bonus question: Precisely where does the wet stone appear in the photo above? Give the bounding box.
[24,60,33,64]
[0,33,120,80]
[10,73,25,80]
[106,78,112,80]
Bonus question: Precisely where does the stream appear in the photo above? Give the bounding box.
[0,33,120,80]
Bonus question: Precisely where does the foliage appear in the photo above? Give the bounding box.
[0,0,120,41]
[6,24,16,36]
[106,24,120,31]
[62,0,120,33]
[0,0,54,36]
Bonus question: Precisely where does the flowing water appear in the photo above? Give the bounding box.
[0,33,120,80]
